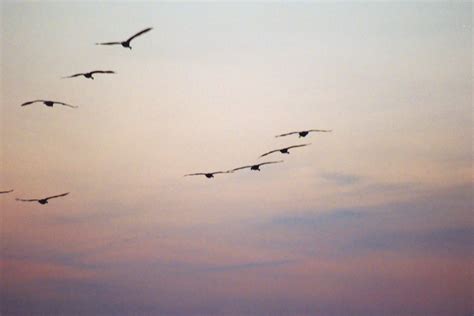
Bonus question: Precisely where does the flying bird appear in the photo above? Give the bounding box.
[62,70,115,80]
[0,189,14,194]
[275,129,332,138]
[260,144,311,158]
[95,27,153,49]
[184,171,231,179]
[21,100,78,108]
[16,192,69,205]
[231,161,284,172]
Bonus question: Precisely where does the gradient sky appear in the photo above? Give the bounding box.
[1,2,472,315]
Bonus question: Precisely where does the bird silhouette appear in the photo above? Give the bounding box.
[16,192,69,205]
[276,129,332,138]
[0,189,14,194]
[231,160,284,172]
[260,144,311,158]
[21,100,78,108]
[184,171,231,179]
[63,70,115,80]
[95,27,153,49]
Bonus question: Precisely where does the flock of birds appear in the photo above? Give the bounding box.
[184,129,332,179]
[3,27,332,204]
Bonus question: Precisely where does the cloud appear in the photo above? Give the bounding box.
[260,183,473,258]
[350,227,474,256]
[198,259,296,273]
[320,172,362,185]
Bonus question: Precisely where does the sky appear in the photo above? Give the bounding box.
[0,1,472,315]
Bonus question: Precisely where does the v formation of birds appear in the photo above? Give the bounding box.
[8,27,332,204]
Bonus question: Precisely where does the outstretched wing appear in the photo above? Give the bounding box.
[126,27,153,42]
[45,192,69,200]
[62,73,84,79]
[95,41,122,46]
[275,131,299,138]
[308,129,332,133]
[231,165,252,172]
[259,149,280,158]
[0,189,14,194]
[90,70,115,75]
[21,100,44,106]
[54,102,78,108]
[16,198,39,202]
[210,171,228,175]
[184,173,206,177]
[286,143,311,150]
[258,160,284,167]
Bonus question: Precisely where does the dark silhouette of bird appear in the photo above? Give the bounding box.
[16,192,69,205]
[95,27,153,49]
[0,189,14,194]
[260,144,311,158]
[21,100,78,108]
[231,160,284,172]
[63,70,115,80]
[184,171,231,179]
[275,129,332,138]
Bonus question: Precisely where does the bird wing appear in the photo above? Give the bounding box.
[258,160,284,167]
[184,173,206,177]
[275,131,299,138]
[126,27,153,42]
[21,100,44,106]
[259,149,280,158]
[231,165,252,172]
[95,41,122,45]
[45,192,70,200]
[55,102,78,108]
[90,70,115,74]
[16,198,39,202]
[286,143,311,150]
[308,129,332,133]
[210,171,227,175]
[62,73,84,79]
[0,189,14,194]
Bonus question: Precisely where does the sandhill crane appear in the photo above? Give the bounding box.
[260,144,311,158]
[63,70,115,80]
[16,192,70,205]
[184,171,231,179]
[276,129,332,138]
[21,100,78,108]
[95,27,153,49]
[231,161,284,172]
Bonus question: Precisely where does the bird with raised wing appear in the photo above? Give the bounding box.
[231,160,284,172]
[63,70,115,80]
[0,189,14,194]
[95,27,153,49]
[16,192,69,205]
[276,129,332,138]
[21,100,78,108]
[184,171,231,179]
[260,144,311,158]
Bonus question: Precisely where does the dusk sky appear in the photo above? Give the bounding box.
[1,1,472,315]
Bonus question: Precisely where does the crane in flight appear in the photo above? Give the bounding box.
[95,27,153,49]
[16,192,70,205]
[21,100,78,108]
[62,70,115,80]
[230,161,284,172]
[260,144,311,158]
[184,171,231,179]
[275,129,332,138]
